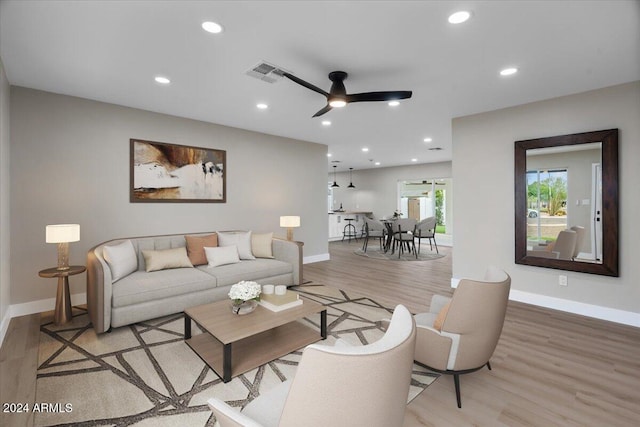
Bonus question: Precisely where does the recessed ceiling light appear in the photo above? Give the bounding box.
[202,21,223,34]
[256,103,268,109]
[388,100,400,107]
[500,67,518,76]
[322,120,331,126]
[411,158,418,162]
[375,162,381,166]
[362,147,369,152]
[154,76,170,84]
[327,153,332,157]
[448,11,471,24]
[423,137,433,143]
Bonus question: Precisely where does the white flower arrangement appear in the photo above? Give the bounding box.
[228,281,262,304]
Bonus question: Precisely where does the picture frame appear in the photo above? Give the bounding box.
[130,139,226,203]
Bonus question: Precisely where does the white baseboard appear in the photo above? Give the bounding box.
[0,293,88,348]
[0,310,11,349]
[9,292,87,318]
[304,253,330,264]
[450,277,640,327]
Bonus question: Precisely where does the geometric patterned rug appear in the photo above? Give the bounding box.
[35,284,438,426]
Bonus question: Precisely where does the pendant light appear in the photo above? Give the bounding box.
[347,168,356,188]
[331,165,340,188]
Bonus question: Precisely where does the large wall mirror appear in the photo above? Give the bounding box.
[515,129,618,276]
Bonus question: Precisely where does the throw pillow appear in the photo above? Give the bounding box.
[217,231,255,260]
[433,301,451,332]
[103,240,138,282]
[251,232,274,258]
[141,247,193,272]
[185,233,218,266]
[205,245,241,267]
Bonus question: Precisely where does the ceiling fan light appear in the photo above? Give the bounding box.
[202,21,223,34]
[388,100,400,107]
[448,11,471,24]
[329,99,346,108]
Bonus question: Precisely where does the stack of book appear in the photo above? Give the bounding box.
[258,290,303,312]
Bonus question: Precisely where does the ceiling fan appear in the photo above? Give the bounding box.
[282,71,412,117]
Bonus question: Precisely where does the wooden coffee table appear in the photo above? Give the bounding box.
[184,295,326,383]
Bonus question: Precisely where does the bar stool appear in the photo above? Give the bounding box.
[342,218,358,242]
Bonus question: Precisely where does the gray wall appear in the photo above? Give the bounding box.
[453,81,640,314]
[331,162,452,219]
[0,59,10,328]
[10,87,328,305]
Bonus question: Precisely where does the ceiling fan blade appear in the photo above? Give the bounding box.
[283,72,329,97]
[346,90,412,103]
[312,104,333,117]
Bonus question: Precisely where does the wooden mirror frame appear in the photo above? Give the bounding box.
[515,129,619,276]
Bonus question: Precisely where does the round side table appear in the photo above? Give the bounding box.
[39,265,86,325]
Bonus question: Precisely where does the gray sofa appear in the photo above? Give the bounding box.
[87,232,303,333]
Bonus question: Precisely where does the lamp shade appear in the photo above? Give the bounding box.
[280,216,300,228]
[46,224,80,243]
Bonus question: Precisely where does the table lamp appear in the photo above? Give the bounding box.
[280,216,300,241]
[46,224,80,270]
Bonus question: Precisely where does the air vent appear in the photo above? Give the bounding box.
[331,160,341,163]
[246,61,289,84]
[428,147,443,151]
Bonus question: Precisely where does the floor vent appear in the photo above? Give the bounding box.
[246,61,289,83]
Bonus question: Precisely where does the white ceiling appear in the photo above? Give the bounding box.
[1,1,638,171]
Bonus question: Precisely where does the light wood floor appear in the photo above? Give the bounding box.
[2,240,639,426]
[305,242,640,426]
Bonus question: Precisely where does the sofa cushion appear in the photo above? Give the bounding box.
[218,231,255,260]
[185,233,218,266]
[198,259,293,287]
[141,247,193,272]
[103,240,138,282]
[112,268,217,308]
[205,245,240,267]
[251,232,274,259]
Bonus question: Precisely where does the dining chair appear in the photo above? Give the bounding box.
[414,216,438,254]
[391,218,417,258]
[362,217,386,252]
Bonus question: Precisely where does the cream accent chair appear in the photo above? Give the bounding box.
[570,225,586,259]
[208,304,417,427]
[528,229,577,260]
[413,266,511,408]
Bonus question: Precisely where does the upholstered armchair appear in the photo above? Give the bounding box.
[413,266,511,408]
[208,304,416,427]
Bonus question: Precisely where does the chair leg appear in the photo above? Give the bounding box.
[433,236,439,254]
[486,361,492,370]
[362,236,368,252]
[453,373,462,408]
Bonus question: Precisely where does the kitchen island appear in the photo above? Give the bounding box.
[328,211,373,241]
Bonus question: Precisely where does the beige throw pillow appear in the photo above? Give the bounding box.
[185,233,218,265]
[141,247,193,272]
[251,232,274,258]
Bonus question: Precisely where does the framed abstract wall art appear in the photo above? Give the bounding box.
[130,139,226,203]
